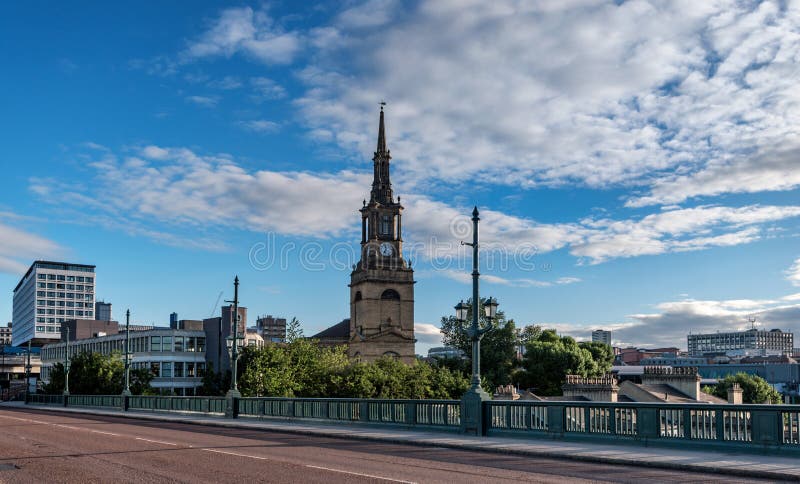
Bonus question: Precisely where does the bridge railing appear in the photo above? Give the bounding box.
[128,395,227,414]
[485,400,800,451]
[238,397,461,430]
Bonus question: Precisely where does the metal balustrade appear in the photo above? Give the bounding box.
[22,395,800,454]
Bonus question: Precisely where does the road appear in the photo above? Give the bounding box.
[0,408,782,483]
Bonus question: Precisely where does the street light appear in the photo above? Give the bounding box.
[63,327,70,396]
[455,206,499,435]
[25,339,32,403]
[224,276,244,417]
[123,309,131,397]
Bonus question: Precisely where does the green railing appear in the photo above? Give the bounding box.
[128,395,226,414]
[68,394,123,408]
[27,394,65,406]
[485,400,800,452]
[238,397,461,429]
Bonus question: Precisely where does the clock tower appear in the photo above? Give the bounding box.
[349,106,416,363]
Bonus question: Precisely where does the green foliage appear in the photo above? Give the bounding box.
[513,330,609,396]
[516,325,542,347]
[439,298,518,390]
[285,317,304,343]
[237,341,469,399]
[44,351,153,395]
[578,341,615,370]
[197,362,229,396]
[708,372,782,404]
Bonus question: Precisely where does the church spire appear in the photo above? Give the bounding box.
[370,103,393,204]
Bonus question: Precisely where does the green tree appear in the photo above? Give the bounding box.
[285,317,304,343]
[578,341,615,372]
[440,298,517,391]
[516,325,542,347]
[513,330,603,396]
[44,351,154,395]
[709,373,782,404]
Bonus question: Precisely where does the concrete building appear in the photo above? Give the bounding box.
[203,305,246,375]
[61,319,118,340]
[0,324,11,345]
[41,328,206,395]
[12,261,96,346]
[256,315,287,343]
[688,328,794,356]
[591,329,611,346]
[94,301,112,321]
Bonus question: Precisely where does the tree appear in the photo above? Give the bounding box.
[513,330,604,396]
[285,317,304,343]
[440,298,517,391]
[44,351,153,395]
[708,373,781,404]
[578,341,615,371]
[516,325,542,347]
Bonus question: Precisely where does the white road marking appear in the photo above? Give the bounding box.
[203,448,416,483]
[90,430,121,437]
[135,437,178,446]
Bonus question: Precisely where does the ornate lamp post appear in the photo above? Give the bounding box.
[455,206,499,435]
[122,309,132,397]
[63,327,70,396]
[224,276,244,417]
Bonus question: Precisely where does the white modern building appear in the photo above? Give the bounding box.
[591,329,612,346]
[41,328,207,395]
[13,261,96,346]
[687,328,794,356]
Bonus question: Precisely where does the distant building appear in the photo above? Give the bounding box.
[311,319,350,348]
[61,319,119,341]
[202,305,246,374]
[94,301,112,321]
[12,261,96,346]
[0,324,11,346]
[256,315,287,343]
[169,312,179,327]
[591,329,611,346]
[41,328,206,395]
[687,328,794,356]
[427,346,465,359]
[616,347,680,365]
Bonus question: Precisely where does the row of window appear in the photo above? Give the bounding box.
[34,299,89,308]
[37,274,94,282]
[38,296,93,305]
[36,309,94,317]
[36,282,94,292]
[41,335,207,360]
[135,361,206,378]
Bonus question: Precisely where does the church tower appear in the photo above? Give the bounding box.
[348,107,416,363]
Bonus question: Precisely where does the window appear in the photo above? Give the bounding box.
[174,362,184,378]
[58,292,66,298]
[381,215,391,235]
[37,274,46,280]
[196,337,205,352]
[86,277,94,283]
[85,295,92,301]
[66,301,74,307]
[187,362,196,377]
[37,291,46,297]
[48,274,56,280]
[47,318,55,323]
[47,300,55,306]
[77,276,85,282]
[37,300,45,306]
[75,285,84,291]
[66,276,75,282]
[186,337,195,352]
[57,301,65,307]
[161,362,173,378]
[57,275,65,281]
[174,336,184,352]
[66,293,73,299]
[47,283,55,289]
[87,311,93,317]
[37,282,46,288]
[150,362,160,377]
[36,317,45,323]
[66,310,74,316]
[151,336,161,352]
[381,289,400,300]
[56,283,65,289]
[37,309,45,315]
[46,309,55,315]
[57,310,65,315]
[85,286,93,293]
[66,284,74,290]
[36,326,45,332]
[162,336,172,352]
[76,310,84,316]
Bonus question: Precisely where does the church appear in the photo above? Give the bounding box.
[312,107,416,363]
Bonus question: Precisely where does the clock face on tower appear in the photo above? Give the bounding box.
[380,242,394,256]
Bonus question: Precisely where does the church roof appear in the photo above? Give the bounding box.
[311,318,350,339]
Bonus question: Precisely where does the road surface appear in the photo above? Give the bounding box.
[0,407,782,483]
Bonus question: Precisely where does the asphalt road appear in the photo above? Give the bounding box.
[0,408,783,483]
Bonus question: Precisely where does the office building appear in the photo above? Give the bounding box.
[203,305,246,374]
[41,328,206,395]
[687,328,794,356]
[427,346,465,359]
[12,261,96,346]
[591,329,612,346]
[94,301,112,321]
[256,315,287,343]
[0,324,11,345]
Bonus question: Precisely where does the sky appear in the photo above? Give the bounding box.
[1,1,800,354]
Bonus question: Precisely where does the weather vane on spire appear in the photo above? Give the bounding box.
[380,100,386,110]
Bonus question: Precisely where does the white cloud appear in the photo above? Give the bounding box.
[434,269,579,288]
[250,77,287,101]
[292,0,800,203]
[414,322,443,346]
[238,120,281,133]
[0,217,62,275]
[185,95,218,107]
[786,257,800,286]
[183,7,301,65]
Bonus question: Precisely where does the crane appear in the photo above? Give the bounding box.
[209,290,224,318]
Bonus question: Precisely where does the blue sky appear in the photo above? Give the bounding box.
[2,1,800,353]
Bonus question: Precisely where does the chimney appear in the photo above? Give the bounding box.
[641,367,701,400]
[727,383,743,404]
[561,374,619,402]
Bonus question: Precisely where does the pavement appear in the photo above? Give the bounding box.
[3,401,800,482]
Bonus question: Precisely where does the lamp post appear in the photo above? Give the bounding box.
[122,309,131,397]
[224,276,244,417]
[455,206,499,435]
[63,327,70,396]
[25,339,32,403]
[1,344,6,401]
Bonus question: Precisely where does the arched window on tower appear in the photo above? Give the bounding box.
[383,351,400,359]
[381,215,391,236]
[381,289,400,300]
[354,291,362,302]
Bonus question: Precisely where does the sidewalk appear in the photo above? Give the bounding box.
[3,401,800,481]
